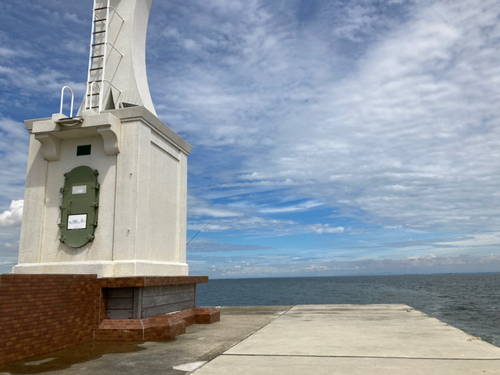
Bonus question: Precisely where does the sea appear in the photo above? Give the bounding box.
[197,272,500,347]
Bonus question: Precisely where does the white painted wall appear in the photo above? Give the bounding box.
[14,1,191,277]
[14,107,191,277]
[40,136,117,263]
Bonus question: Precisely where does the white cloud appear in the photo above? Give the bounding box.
[0,118,30,206]
[330,1,391,43]
[0,48,18,58]
[162,27,200,51]
[0,200,23,227]
[436,233,500,248]
[207,0,500,233]
[306,224,344,234]
[305,265,330,271]
[147,0,500,271]
[3,241,19,253]
[189,206,242,218]
[191,254,500,278]
[63,12,86,25]
[187,223,232,232]
[188,195,242,218]
[0,65,84,96]
[189,216,346,236]
[258,200,323,213]
[188,216,296,232]
[187,237,270,253]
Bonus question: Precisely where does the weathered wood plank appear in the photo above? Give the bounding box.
[107,297,134,309]
[142,284,194,297]
[107,287,134,298]
[142,292,195,308]
[141,300,195,318]
[107,309,133,319]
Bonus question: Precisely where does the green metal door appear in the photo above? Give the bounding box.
[59,166,100,248]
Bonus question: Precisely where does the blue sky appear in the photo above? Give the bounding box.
[1,0,500,278]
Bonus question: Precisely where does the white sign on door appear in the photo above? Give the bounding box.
[72,185,87,194]
[68,214,87,230]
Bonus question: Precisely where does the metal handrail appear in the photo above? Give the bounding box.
[102,79,122,95]
[60,86,74,118]
[99,79,122,112]
[85,0,124,112]
[99,5,124,22]
[85,0,97,111]
[89,81,100,112]
[88,79,122,113]
[100,1,110,114]
[90,42,123,58]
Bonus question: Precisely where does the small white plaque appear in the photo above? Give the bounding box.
[68,214,87,230]
[72,185,87,194]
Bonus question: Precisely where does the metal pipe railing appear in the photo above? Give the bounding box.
[99,0,111,114]
[59,86,75,118]
[85,0,124,112]
[89,81,100,112]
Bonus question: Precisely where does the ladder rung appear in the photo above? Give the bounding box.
[87,80,103,83]
[94,7,108,11]
[90,67,103,71]
[91,55,104,59]
[93,31,106,34]
[87,93,100,96]
[92,43,105,46]
[94,18,107,22]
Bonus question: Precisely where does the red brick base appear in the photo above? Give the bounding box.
[0,274,218,365]
[95,307,220,341]
[194,307,221,324]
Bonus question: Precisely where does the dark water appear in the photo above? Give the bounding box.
[197,273,500,347]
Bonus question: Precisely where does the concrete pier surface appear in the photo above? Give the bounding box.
[193,305,500,375]
[0,304,499,374]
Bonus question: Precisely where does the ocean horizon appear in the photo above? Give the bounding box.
[207,270,500,280]
[197,272,500,348]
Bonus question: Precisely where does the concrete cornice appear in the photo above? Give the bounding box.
[108,106,192,155]
[24,107,191,160]
[25,118,50,132]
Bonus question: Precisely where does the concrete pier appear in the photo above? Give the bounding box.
[0,305,499,374]
[195,305,500,374]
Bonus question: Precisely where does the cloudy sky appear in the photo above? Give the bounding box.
[1,0,500,278]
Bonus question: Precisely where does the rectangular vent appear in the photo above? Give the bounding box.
[119,102,139,108]
[77,145,92,156]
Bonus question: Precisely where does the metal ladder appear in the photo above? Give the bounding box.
[85,0,124,113]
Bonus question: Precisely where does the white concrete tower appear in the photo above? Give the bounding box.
[13,0,191,277]
[79,0,157,116]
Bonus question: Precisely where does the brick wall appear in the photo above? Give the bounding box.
[0,274,215,365]
[0,274,100,365]
[94,307,220,341]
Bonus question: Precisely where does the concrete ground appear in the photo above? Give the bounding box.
[0,305,499,375]
[194,305,500,375]
[0,306,290,375]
